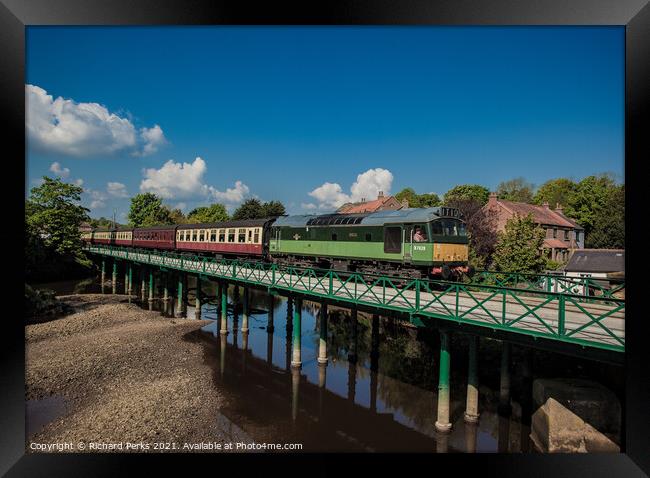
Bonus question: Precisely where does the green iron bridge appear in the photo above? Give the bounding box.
[85,244,625,358]
[85,243,625,434]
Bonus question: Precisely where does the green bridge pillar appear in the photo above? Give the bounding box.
[435,329,452,432]
[266,294,275,333]
[124,265,129,295]
[499,342,512,416]
[101,259,106,293]
[348,308,358,363]
[318,361,327,420]
[241,287,249,333]
[317,303,328,364]
[220,281,228,335]
[176,272,185,318]
[112,260,117,295]
[464,336,480,423]
[148,269,154,304]
[127,264,133,303]
[195,275,202,320]
[291,298,302,368]
[140,267,146,302]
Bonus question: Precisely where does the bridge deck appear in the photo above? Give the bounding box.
[87,246,625,353]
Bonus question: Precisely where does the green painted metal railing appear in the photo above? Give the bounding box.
[468,269,625,300]
[85,244,624,353]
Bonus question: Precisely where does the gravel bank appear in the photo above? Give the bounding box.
[26,294,247,452]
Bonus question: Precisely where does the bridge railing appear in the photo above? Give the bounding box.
[85,244,624,352]
[467,269,625,301]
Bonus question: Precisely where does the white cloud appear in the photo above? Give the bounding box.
[107,181,129,198]
[301,202,317,210]
[308,168,394,210]
[87,189,108,209]
[208,180,250,203]
[140,157,208,199]
[140,156,250,206]
[26,84,166,157]
[49,162,70,178]
[173,202,187,212]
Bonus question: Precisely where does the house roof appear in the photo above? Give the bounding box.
[337,195,399,214]
[543,238,569,249]
[497,200,578,228]
[564,249,625,273]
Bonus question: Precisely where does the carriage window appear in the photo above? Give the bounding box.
[192,231,197,241]
[254,229,260,243]
[384,227,402,253]
[228,229,235,242]
[219,229,226,242]
[210,229,217,242]
[248,230,253,242]
[199,230,205,241]
[238,229,246,243]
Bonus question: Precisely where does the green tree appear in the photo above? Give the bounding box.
[232,199,286,220]
[418,193,441,207]
[565,174,619,237]
[232,198,264,220]
[586,184,624,249]
[492,214,547,274]
[26,177,89,255]
[443,184,490,206]
[261,200,286,217]
[395,188,441,208]
[533,178,577,208]
[496,177,535,203]
[167,207,188,224]
[127,193,173,227]
[187,203,229,223]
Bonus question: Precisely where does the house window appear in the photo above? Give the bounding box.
[553,228,557,239]
[564,230,569,241]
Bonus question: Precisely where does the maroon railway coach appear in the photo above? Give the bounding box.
[175,219,274,258]
[114,227,134,247]
[132,225,177,250]
[91,228,115,245]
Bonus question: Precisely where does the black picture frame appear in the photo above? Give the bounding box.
[4,0,649,475]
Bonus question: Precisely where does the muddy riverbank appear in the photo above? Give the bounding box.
[25,294,250,452]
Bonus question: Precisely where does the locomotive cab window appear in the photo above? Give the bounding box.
[365,233,372,241]
[384,227,402,253]
[331,233,337,241]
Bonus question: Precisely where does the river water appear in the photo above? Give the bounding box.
[31,274,624,453]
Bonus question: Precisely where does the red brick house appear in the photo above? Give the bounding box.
[337,191,407,214]
[483,192,584,262]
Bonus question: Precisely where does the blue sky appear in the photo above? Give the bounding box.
[25,26,624,220]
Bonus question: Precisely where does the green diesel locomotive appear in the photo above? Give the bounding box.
[268,207,469,279]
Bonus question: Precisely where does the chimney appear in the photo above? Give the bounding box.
[401,199,409,208]
[361,197,366,203]
[555,203,563,213]
[377,191,384,199]
[542,201,550,209]
[488,192,498,206]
